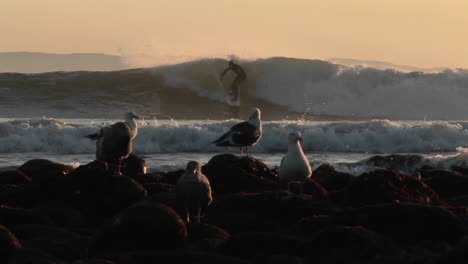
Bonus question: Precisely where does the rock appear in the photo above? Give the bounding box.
[73,259,117,264]
[0,224,22,264]
[116,251,251,264]
[302,178,329,199]
[0,183,38,208]
[313,164,355,192]
[10,224,88,261]
[120,154,147,178]
[0,170,31,185]
[294,203,466,246]
[143,182,174,195]
[361,154,425,172]
[343,169,439,206]
[202,154,280,193]
[18,159,74,179]
[0,206,53,228]
[220,232,309,261]
[206,192,340,234]
[89,201,187,257]
[187,223,230,252]
[18,159,75,202]
[304,226,402,264]
[130,172,162,185]
[436,237,468,264]
[69,161,147,221]
[10,247,65,264]
[421,169,468,199]
[160,169,185,185]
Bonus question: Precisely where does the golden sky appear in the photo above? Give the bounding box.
[2,0,468,68]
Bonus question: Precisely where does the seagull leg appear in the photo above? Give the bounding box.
[196,206,202,223]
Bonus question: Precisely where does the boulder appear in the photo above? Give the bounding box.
[0,224,22,264]
[18,159,74,179]
[0,170,31,185]
[0,206,53,228]
[421,169,468,199]
[120,154,147,178]
[343,169,439,206]
[89,201,187,257]
[304,226,402,264]
[10,247,65,264]
[313,164,355,192]
[202,154,280,193]
[116,251,251,264]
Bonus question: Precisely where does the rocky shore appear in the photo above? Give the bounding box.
[2,153,468,264]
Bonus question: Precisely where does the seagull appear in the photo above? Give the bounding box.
[278,130,312,197]
[85,112,139,175]
[175,161,213,223]
[212,107,262,157]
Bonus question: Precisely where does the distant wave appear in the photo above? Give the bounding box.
[1,118,468,154]
[1,57,468,119]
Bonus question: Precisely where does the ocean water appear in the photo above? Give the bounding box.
[2,57,468,175]
[1,117,467,175]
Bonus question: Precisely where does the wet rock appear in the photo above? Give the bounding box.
[117,251,251,264]
[143,182,174,195]
[202,154,280,193]
[302,178,329,199]
[89,201,187,257]
[130,172,162,185]
[0,224,22,264]
[343,169,439,206]
[313,164,355,192]
[294,203,466,246]
[421,169,468,199]
[361,154,425,172]
[10,247,65,264]
[121,154,147,178]
[0,206,53,228]
[73,259,117,264]
[304,226,402,264]
[220,232,309,262]
[0,183,38,208]
[187,223,231,252]
[0,170,31,185]
[19,159,74,179]
[69,161,147,221]
[160,169,185,185]
[11,224,88,261]
[436,237,468,264]
[206,191,339,234]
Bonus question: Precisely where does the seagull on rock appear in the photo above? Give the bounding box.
[279,130,312,197]
[175,161,213,223]
[212,107,262,157]
[85,111,139,175]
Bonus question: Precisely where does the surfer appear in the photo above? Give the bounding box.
[220,60,246,104]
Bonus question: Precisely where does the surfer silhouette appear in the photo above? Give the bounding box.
[220,60,246,105]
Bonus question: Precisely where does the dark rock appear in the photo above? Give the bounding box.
[313,164,355,192]
[11,224,88,261]
[343,169,439,206]
[130,172,162,185]
[69,161,147,221]
[73,259,116,264]
[121,154,147,178]
[0,206,53,228]
[421,169,468,198]
[294,203,466,245]
[304,226,402,264]
[187,223,230,252]
[361,154,425,172]
[220,232,309,261]
[202,154,280,193]
[302,178,329,199]
[18,159,74,179]
[37,201,84,227]
[89,201,187,257]
[10,247,65,264]
[206,191,340,234]
[18,159,75,202]
[0,224,22,264]
[436,237,468,264]
[160,169,185,185]
[117,250,252,264]
[143,182,174,195]
[0,170,31,185]
[0,183,38,208]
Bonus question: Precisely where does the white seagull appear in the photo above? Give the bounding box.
[212,107,262,157]
[175,161,213,223]
[278,130,312,197]
[85,111,139,175]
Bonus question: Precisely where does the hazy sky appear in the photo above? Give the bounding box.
[2,0,468,68]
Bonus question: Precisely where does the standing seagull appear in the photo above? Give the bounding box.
[212,107,262,157]
[85,112,139,175]
[175,161,213,223]
[279,130,312,197]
